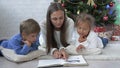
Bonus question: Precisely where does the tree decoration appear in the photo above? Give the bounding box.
[54,0,116,26]
[87,0,95,6]
[106,4,110,9]
[93,4,97,9]
[103,15,108,21]
[109,2,114,7]
[61,3,65,7]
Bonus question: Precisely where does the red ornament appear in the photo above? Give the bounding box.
[109,2,114,7]
[93,4,97,9]
[61,3,65,7]
[103,16,108,21]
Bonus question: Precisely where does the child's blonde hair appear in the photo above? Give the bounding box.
[20,19,40,35]
[76,13,95,30]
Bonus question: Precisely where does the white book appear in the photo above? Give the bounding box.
[37,55,88,68]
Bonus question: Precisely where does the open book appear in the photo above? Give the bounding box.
[37,55,88,68]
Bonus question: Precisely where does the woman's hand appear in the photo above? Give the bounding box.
[53,49,61,59]
[60,48,69,60]
[76,45,85,52]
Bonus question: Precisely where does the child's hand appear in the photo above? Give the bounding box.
[60,48,68,60]
[53,49,61,59]
[22,40,32,47]
[76,45,85,52]
[78,35,87,42]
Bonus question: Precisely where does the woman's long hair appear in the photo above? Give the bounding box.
[46,2,68,54]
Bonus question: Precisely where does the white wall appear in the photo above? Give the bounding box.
[0,0,52,39]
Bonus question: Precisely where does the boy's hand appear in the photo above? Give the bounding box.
[53,49,61,59]
[22,40,32,47]
[76,45,85,52]
[60,48,68,60]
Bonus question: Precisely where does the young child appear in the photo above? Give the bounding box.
[66,13,103,55]
[0,19,40,56]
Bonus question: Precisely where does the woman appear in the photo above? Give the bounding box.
[39,2,74,59]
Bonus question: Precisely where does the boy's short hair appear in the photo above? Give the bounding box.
[20,19,40,35]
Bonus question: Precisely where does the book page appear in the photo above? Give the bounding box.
[63,55,88,66]
[37,59,63,67]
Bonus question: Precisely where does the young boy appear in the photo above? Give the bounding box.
[0,19,40,56]
[66,13,103,55]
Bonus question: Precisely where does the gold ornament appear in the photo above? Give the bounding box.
[58,0,61,3]
[87,0,95,6]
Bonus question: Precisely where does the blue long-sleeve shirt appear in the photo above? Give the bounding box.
[0,33,40,55]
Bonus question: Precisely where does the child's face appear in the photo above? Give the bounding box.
[50,10,64,29]
[77,21,90,37]
[23,33,38,43]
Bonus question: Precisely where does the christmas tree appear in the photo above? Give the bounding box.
[54,0,116,26]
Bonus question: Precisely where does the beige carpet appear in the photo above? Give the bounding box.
[38,41,120,61]
[84,41,120,60]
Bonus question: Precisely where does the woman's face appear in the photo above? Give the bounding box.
[50,10,64,29]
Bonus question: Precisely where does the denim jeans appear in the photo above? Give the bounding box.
[100,37,109,48]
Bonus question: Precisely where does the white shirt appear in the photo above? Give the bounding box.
[72,29,103,49]
[39,17,75,55]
